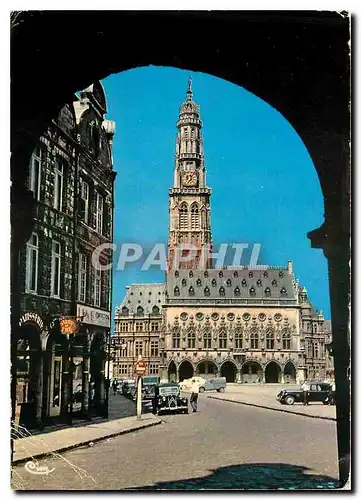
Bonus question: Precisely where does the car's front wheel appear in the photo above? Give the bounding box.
[285,396,295,405]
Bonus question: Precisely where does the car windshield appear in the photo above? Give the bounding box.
[158,386,179,396]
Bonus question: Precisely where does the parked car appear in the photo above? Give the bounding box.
[152,383,188,415]
[178,377,206,391]
[122,380,136,398]
[277,381,332,405]
[179,376,226,393]
[141,376,160,401]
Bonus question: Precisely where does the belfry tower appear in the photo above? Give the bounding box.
[167,78,212,270]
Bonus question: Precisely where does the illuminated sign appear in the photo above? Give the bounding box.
[76,304,110,328]
[59,317,80,335]
[19,312,44,331]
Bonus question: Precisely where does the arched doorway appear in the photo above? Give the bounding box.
[45,331,67,420]
[196,360,217,379]
[265,362,282,383]
[241,361,263,384]
[15,323,42,429]
[178,360,194,381]
[284,361,297,384]
[168,361,177,382]
[220,361,237,383]
[90,334,107,416]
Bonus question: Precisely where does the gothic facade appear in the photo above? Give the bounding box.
[15,82,116,429]
[112,81,333,384]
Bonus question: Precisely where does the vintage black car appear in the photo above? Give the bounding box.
[277,381,333,405]
[152,383,188,415]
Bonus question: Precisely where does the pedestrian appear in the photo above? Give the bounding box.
[302,380,309,405]
[112,379,117,395]
[190,380,199,413]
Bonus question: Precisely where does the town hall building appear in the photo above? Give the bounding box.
[112,80,333,384]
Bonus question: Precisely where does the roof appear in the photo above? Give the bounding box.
[165,268,297,304]
[323,319,332,333]
[115,283,165,317]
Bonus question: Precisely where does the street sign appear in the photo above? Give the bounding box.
[135,360,146,376]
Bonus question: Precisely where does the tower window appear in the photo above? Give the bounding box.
[190,203,199,230]
[179,203,188,230]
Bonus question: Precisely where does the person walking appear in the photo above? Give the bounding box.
[302,380,309,405]
[112,379,117,395]
[190,380,199,412]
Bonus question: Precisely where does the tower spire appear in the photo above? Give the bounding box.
[186,76,193,101]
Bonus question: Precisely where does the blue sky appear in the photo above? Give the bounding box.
[101,66,330,326]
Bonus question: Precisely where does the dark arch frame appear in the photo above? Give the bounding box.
[178,359,194,382]
[10,11,350,485]
[220,359,238,383]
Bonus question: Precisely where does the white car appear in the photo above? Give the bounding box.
[178,377,206,392]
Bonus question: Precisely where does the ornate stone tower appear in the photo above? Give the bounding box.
[167,78,212,270]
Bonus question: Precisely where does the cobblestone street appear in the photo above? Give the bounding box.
[12,394,339,490]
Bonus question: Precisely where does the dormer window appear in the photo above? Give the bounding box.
[233,271,238,278]
[249,287,256,296]
[280,287,287,295]
[204,286,210,297]
[219,287,225,297]
[234,287,240,297]
[256,279,262,287]
[182,279,187,287]
[212,279,217,287]
[174,286,180,296]
[226,279,232,287]
[265,287,271,296]
[263,271,268,278]
[242,279,247,287]
[189,286,195,296]
[137,306,144,316]
[175,270,179,277]
[152,305,160,315]
[249,271,253,278]
[279,271,284,278]
[219,271,223,278]
[121,306,129,316]
[196,278,202,287]
[272,279,277,287]
[189,270,193,277]
[204,270,209,278]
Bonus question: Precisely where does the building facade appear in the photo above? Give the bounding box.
[112,81,333,384]
[15,82,116,429]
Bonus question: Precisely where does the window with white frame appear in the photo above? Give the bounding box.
[119,322,128,333]
[95,192,104,234]
[29,147,42,201]
[134,341,143,357]
[150,341,159,357]
[149,364,159,375]
[78,253,87,302]
[26,233,39,293]
[51,241,61,297]
[94,268,101,307]
[53,160,64,211]
[151,322,159,332]
[81,180,89,224]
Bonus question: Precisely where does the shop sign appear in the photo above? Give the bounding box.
[76,304,110,328]
[59,317,80,336]
[19,312,44,331]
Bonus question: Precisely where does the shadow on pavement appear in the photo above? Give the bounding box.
[127,463,339,490]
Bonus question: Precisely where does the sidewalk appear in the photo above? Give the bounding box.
[207,385,336,421]
[12,395,161,464]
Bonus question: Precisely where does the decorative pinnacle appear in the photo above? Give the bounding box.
[186,76,193,101]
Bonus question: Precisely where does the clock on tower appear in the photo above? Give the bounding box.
[182,171,198,187]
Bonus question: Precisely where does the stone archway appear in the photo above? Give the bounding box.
[196,360,217,378]
[265,361,282,383]
[168,361,177,383]
[220,361,238,383]
[241,361,263,384]
[284,361,297,384]
[10,11,350,485]
[178,360,194,382]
